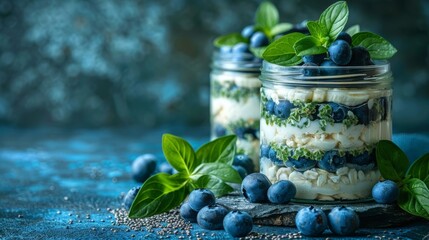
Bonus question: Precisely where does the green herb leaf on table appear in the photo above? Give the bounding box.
[162,134,198,175]
[194,175,234,197]
[214,33,247,48]
[270,23,293,36]
[255,1,279,32]
[397,178,429,220]
[318,1,349,40]
[128,173,190,218]
[346,24,360,36]
[195,135,236,164]
[192,162,242,184]
[294,36,328,57]
[352,32,398,59]
[376,140,409,182]
[407,153,429,187]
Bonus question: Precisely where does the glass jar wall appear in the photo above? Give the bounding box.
[210,51,262,171]
[259,61,393,201]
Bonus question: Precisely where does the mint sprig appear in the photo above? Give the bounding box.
[376,140,429,220]
[129,134,241,218]
[262,1,397,65]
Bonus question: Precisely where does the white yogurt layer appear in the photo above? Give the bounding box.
[212,73,261,88]
[260,157,380,200]
[260,118,392,150]
[266,87,390,107]
[211,96,260,125]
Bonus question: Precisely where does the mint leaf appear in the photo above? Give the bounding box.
[162,134,198,175]
[214,33,247,47]
[307,21,329,44]
[407,153,429,187]
[194,175,234,197]
[262,32,306,66]
[294,36,328,57]
[255,1,279,31]
[376,140,410,182]
[270,23,293,36]
[250,46,267,59]
[192,162,242,183]
[346,24,360,36]
[318,1,349,40]
[129,173,190,218]
[195,135,236,165]
[398,178,429,220]
[352,32,397,59]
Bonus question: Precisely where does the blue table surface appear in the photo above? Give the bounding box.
[0,126,428,240]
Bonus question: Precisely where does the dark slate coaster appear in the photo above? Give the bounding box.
[217,193,417,228]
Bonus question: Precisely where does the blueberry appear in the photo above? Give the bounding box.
[318,150,346,172]
[250,31,269,48]
[352,103,370,125]
[295,206,328,236]
[233,165,248,180]
[132,154,157,183]
[241,173,271,203]
[265,99,275,114]
[180,202,198,223]
[188,189,216,211]
[320,59,340,75]
[267,180,296,204]
[157,162,173,174]
[233,154,255,174]
[285,157,317,172]
[244,127,258,140]
[123,186,140,210]
[260,144,271,158]
[303,53,326,65]
[232,43,251,54]
[234,127,246,139]
[268,148,284,166]
[321,103,347,123]
[223,211,253,237]
[219,46,232,54]
[274,100,294,119]
[328,206,360,235]
[241,25,255,39]
[372,180,399,204]
[214,124,227,137]
[336,32,352,45]
[348,46,371,66]
[302,62,320,76]
[347,151,374,166]
[328,40,352,66]
[197,204,229,230]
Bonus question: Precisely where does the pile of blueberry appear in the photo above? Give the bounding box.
[302,32,374,76]
[262,144,376,173]
[241,173,297,204]
[232,154,255,179]
[180,189,253,238]
[264,98,388,126]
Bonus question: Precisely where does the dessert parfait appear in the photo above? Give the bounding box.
[211,2,309,171]
[258,1,397,200]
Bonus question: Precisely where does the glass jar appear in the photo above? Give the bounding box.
[259,61,393,201]
[210,51,262,171]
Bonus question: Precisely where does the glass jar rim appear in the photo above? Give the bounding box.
[211,50,262,72]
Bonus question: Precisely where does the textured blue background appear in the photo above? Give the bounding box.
[0,0,428,131]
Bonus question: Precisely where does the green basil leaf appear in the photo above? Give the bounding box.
[398,178,429,220]
[250,46,267,59]
[192,162,242,183]
[294,36,328,57]
[270,23,293,36]
[255,1,279,31]
[307,21,329,44]
[129,173,190,218]
[194,175,234,197]
[346,24,360,36]
[262,32,305,66]
[351,32,397,59]
[195,135,236,165]
[162,134,198,174]
[214,33,247,47]
[407,153,429,186]
[318,1,349,40]
[376,140,410,182]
